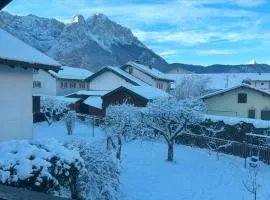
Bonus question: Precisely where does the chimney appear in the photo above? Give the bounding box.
[148,64,153,70]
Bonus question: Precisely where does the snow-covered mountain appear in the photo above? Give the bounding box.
[0,11,167,71]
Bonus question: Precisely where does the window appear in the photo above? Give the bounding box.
[33,81,41,88]
[157,83,163,89]
[61,82,64,88]
[261,109,270,121]
[79,83,85,89]
[248,109,256,119]
[238,93,247,103]
[128,67,133,74]
[70,82,76,88]
[64,82,68,88]
[261,82,264,85]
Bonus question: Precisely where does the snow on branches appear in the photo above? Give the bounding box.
[142,97,206,161]
[174,75,210,100]
[102,103,142,160]
[40,96,69,125]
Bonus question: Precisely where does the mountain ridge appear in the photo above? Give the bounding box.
[1,11,270,73]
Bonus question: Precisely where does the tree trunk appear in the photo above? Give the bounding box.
[167,142,174,162]
[116,136,122,160]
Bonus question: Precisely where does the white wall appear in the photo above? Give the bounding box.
[250,80,270,91]
[33,69,57,95]
[56,80,89,96]
[89,71,135,90]
[0,65,33,141]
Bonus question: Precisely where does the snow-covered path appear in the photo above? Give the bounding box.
[121,141,270,200]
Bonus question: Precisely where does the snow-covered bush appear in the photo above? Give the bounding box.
[0,139,85,199]
[174,76,210,100]
[63,111,77,135]
[102,103,142,160]
[142,97,206,161]
[66,139,120,200]
[40,96,69,125]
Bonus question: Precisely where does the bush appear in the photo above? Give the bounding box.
[0,139,85,199]
[66,139,120,200]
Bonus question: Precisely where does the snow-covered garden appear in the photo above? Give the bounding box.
[32,121,270,200]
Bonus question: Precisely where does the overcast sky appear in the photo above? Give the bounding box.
[4,0,270,65]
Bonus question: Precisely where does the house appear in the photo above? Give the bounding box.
[243,79,270,91]
[102,85,169,112]
[86,66,149,91]
[0,28,61,141]
[121,61,174,91]
[66,90,109,116]
[33,66,92,96]
[202,84,270,120]
[166,67,192,74]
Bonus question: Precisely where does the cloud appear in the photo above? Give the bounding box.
[196,49,236,55]
[157,50,179,57]
[232,0,267,7]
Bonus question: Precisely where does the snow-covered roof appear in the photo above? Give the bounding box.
[125,86,170,100]
[66,90,110,97]
[54,96,81,104]
[49,66,93,80]
[104,85,169,100]
[83,96,103,109]
[86,66,150,86]
[202,84,270,99]
[0,28,60,70]
[123,61,174,81]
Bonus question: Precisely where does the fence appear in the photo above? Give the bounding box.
[176,133,270,164]
[0,184,71,200]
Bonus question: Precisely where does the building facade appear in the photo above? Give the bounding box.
[203,84,270,120]
[121,61,174,92]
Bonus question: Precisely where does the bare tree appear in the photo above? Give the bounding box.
[142,97,206,162]
[102,103,142,160]
[63,111,77,135]
[40,96,69,125]
[174,75,211,100]
[242,168,260,200]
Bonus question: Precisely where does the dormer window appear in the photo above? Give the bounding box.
[128,67,133,74]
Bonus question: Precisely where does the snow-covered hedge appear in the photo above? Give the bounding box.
[0,139,85,198]
[66,139,120,200]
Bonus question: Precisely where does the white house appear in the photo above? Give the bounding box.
[0,28,61,141]
[86,66,149,91]
[121,61,174,91]
[243,78,270,91]
[33,66,93,96]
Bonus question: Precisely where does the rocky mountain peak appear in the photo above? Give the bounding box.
[71,14,85,24]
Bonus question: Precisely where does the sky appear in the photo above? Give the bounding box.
[3,0,270,65]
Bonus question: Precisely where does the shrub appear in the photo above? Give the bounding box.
[0,139,85,199]
[66,139,120,200]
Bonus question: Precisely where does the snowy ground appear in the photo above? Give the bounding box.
[34,122,270,200]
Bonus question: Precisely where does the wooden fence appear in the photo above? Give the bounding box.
[176,133,270,164]
[0,185,71,200]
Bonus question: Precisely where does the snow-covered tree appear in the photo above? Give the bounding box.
[174,76,211,100]
[142,97,206,161]
[63,111,77,135]
[102,103,142,160]
[40,96,69,125]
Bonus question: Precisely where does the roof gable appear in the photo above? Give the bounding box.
[49,66,93,80]
[122,61,174,81]
[86,66,149,86]
[202,84,270,99]
[0,29,60,71]
[103,85,169,101]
